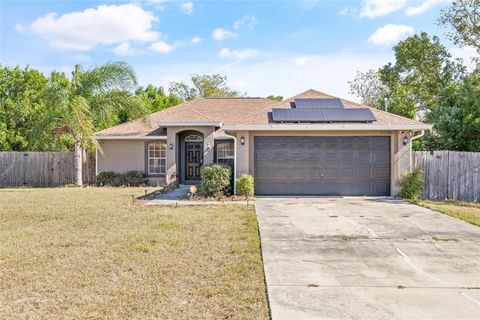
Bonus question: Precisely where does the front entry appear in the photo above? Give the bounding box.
[185,142,203,181]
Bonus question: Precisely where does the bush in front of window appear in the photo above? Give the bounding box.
[236,174,254,198]
[200,164,232,197]
[96,171,146,187]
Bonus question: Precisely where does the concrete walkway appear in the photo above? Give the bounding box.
[256,197,480,320]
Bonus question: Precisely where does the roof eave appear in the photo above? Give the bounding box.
[157,121,223,127]
[94,135,167,140]
[222,123,433,131]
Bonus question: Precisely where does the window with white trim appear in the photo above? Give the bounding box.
[217,142,234,161]
[147,142,166,175]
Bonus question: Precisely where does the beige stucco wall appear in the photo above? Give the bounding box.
[227,129,413,196]
[96,139,166,186]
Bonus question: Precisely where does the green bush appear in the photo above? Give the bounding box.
[96,171,118,186]
[96,171,146,187]
[400,168,423,200]
[200,164,232,197]
[236,174,254,198]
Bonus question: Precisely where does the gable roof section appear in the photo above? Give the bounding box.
[95,97,277,136]
[95,89,430,137]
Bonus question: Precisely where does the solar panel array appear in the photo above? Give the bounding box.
[271,106,377,123]
[293,98,344,109]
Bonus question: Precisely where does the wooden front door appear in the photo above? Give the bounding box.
[185,142,203,180]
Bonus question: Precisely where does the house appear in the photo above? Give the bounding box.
[94,89,432,196]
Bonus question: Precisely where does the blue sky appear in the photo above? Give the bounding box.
[0,0,476,99]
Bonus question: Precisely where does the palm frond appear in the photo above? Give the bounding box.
[81,61,137,94]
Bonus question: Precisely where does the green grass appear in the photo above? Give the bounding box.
[0,187,268,319]
[419,200,480,227]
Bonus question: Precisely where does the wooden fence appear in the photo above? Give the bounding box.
[413,151,480,202]
[0,151,95,187]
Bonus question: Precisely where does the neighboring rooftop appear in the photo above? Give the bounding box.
[95,89,428,137]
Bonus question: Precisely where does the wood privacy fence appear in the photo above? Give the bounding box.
[0,151,95,187]
[413,151,480,202]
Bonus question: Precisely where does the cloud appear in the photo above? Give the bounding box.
[15,24,26,32]
[360,0,406,18]
[113,42,143,56]
[191,36,204,44]
[233,15,258,30]
[405,0,446,16]
[368,24,414,46]
[212,28,236,41]
[180,2,194,15]
[135,51,393,101]
[67,53,92,62]
[219,48,258,59]
[29,4,159,51]
[148,41,175,54]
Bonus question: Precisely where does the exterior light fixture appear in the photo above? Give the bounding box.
[169,143,174,150]
[240,136,246,145]
[403,136,409,146]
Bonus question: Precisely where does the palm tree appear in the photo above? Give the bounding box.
[37,61,146,185]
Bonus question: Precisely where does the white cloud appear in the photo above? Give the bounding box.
[180,2,194,15]
[135,51,393,101]
[339,7,349,15]
[294,57,310,66]
[15,24,25,32]
[233,15,258,30]
[212,28,236,41]
[219,48,258,59]
[67,53,92,62]
[360,0,407,18]
[148,41,175,54]
[30,4,159,50]
[368,24,414,46]
[191,36,204,44]
[405,0,446,16]
[113,42,143,56]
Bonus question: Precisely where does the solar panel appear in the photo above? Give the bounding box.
[293,98,344,109]
[271,108,376,123]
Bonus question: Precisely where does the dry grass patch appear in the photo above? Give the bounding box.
[419,200,480,227]
[0,187,268,319]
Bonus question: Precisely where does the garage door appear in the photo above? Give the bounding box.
[254,136,390,196]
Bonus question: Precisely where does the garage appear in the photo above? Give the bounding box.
[254,136,390,196]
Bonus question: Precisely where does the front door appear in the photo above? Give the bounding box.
[185,142,203,180]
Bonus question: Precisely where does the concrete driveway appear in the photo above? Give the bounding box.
[256,198,480,320]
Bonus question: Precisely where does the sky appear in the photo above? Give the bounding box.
[0,0,477,100]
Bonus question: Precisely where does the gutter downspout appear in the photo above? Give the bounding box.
[409,130,425,170]
[223,131,237,195]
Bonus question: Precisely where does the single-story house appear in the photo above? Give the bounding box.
[94,89,432,196]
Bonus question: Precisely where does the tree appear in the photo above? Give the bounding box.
[37,62,147,185]
[168,74,241,100]
[135,85,181,114]
[266,95,283,101]
[348,69,388,109]
[0,65,50,151]
[421,68,480,151]
[439,0,480,54]
[380,33,464,118]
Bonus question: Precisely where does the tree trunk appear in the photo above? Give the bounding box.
[74,141,83,186]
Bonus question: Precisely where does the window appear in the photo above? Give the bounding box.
[217,142,234,161]
[147,142,166,175]
[185,135,203,142]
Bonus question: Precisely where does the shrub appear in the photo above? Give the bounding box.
[200,164,232,197]
[96,171,118,186]
[236,174,254,198]
[96,171,146,187]
[400,168,423,200]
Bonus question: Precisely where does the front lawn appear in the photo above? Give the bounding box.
[419,200,480,227]
[0,188,268,319]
